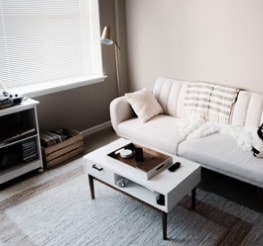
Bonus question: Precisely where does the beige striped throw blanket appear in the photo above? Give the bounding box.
[184,82,239,123]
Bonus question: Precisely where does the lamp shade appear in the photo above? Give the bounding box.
[101,26,114,45]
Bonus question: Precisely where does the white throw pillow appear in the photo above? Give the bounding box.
[125,88,163,122]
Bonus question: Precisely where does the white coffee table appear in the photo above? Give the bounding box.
[83,138,201,240]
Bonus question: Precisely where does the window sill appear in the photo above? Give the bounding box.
[9,75,107,98]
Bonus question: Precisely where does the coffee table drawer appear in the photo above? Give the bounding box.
[84,159,115,184]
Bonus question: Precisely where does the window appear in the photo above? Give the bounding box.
[0,0,104,97]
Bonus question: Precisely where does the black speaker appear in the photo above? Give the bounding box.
[156,194,165,206]
[134,147,144,162]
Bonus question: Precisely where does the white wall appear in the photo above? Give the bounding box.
[126,0,263,92]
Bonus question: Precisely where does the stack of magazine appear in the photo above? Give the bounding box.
[21,139,38,163]
[40,130,68,147]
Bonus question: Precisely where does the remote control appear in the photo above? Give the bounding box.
[168,162,181,172]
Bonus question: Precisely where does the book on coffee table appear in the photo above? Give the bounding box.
[107,143,173,180]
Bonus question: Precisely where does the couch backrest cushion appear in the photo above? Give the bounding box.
[153,77,190,118]
[153,77,263,128]
[231,90,263,128]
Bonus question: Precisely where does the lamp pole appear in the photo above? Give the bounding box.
[101,26,121,97]
[114,42,121,96]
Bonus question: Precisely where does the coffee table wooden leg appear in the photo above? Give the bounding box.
[88,175,95,200]
[162,212,167,240]
[191,188,196,210]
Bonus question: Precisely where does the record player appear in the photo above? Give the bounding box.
[0,82,24,109]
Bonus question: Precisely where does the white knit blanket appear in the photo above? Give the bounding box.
[177,118,256,151]
[184,82,239,123]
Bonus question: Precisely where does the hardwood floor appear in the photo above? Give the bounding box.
[84,128,118,153]
[200,168,263,212]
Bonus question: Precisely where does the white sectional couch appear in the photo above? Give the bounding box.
[110,77,263,195]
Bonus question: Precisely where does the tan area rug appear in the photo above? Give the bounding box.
[0,159,262,246]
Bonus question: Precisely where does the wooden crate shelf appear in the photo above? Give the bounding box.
[41,129,84,168]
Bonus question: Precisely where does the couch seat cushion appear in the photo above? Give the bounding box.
[117,115,186,154]
[178,133,263,188]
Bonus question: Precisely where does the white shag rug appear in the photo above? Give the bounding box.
[1,158,263,246]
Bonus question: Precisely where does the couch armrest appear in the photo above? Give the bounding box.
[110,96,135,133]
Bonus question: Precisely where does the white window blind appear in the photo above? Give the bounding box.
[0,0,102,95]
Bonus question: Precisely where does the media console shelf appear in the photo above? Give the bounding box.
[0,99,43,185]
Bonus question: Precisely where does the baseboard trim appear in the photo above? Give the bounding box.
[81,121,111,137]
